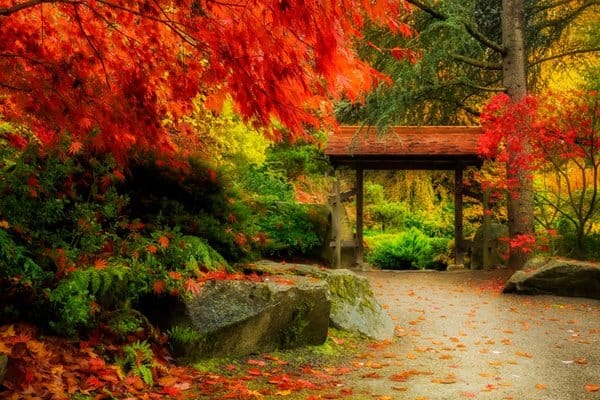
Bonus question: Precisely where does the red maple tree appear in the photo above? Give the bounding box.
[479,90,599,257]
[0,0,413,161]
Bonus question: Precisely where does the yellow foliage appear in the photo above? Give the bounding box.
[168,96,271,167]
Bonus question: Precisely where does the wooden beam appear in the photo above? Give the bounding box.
[454,167,464,265]
[356,168,364,266]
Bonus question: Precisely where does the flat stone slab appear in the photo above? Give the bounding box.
[503,258,600,299]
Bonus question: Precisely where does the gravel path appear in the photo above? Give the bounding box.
[333,269,600,400]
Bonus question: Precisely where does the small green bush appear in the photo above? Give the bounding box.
[368,201,408,232]
[366,228,450,270]
[257,202,326,258]
[265,139,332,179]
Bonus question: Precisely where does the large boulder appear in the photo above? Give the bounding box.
[251,261,394,340]
[147,275,330,362]
[503,258,600,299]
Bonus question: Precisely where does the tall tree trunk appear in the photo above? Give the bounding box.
[502,0,535,269]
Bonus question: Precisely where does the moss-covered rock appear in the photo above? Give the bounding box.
[164,276,330,362]
[251,261,394,340]
[503,258,600,299]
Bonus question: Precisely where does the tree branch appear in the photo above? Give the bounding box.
[0,82,31,92]
[406,0,446,20]
[453,100,481,117]
[0,0,48,16]
[455,80,506,92]
[407,0,505,54]
[451,53,502,70]
[529,0,573,14]
[534,0,600,30]
[530,47,600,67]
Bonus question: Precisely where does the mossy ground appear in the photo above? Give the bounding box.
[190,328,370,399]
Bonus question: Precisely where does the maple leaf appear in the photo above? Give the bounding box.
[168,271,182,280]
[94,258,108,270]
[585,384,600,392]
[112,170,126,182]
[152,280,166,294]
[67,141,83,155]
[84,375,104,390]
[247,359,267,367]
[184,278,203,295]
[390,47,406,61]
[161,385,182,396]
[158,235,170,249]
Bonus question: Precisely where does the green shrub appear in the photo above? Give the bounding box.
[366,228,438,270]
[265,139,332,179]
[368,201,408,232]
[0,142,236,336]
[124,155,258,262]
[256,202,327,258]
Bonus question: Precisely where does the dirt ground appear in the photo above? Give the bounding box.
[312,269,600,400]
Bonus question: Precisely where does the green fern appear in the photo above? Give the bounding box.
[167,325,202,345]
[48,264,132,336]
[117,340,156,386]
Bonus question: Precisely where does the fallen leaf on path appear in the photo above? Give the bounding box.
[157,376,178,387]
[585,384,600,392]
[361,371,381,379]
[247,359,266,366]
[431,374,457,384]
[515,351,533,358]
[535,383,547,389]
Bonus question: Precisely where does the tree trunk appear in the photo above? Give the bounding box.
[502,0,535,269]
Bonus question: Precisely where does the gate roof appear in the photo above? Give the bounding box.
[325,126,483,170]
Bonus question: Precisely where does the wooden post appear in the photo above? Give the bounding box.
[332,180,342,269]
[356,168,364,266]
[454,167,464,266]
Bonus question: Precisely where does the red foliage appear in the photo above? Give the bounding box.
[0,0,413,161]
[479,90,599,254]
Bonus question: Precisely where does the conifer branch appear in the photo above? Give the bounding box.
[407,0,505,55]
[529,47,600,67]
[451,54,502,70]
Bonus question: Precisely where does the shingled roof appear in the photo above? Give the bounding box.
[325,125,483,170]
